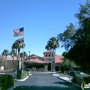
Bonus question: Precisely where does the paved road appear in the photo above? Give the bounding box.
[14,72,82,90]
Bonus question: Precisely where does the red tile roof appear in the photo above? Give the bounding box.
[55,55,64,63]
[26,59,45,63]
[26,54,64,64]
[6,54,64,64]
[6,57,21,60]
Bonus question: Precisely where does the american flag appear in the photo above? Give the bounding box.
[18,38,24,43]
[13,27,24,37]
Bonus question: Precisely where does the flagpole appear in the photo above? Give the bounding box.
[22,42,24,72]
[22,27,24,71]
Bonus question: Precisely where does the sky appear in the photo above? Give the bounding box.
[0,0,87,56]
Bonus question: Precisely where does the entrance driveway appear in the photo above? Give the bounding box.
[14,72,82,90]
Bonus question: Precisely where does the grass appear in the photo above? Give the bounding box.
[21,71,29,79]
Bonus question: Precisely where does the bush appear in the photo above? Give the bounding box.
[16,70,29,79]
[0,74,14,90]
[72,75,90,85]
[70,72,75,77]
[21,71,29,79]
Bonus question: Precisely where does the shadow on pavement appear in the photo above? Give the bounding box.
[14,86,82,90]
[52,81,82,90]
[53,81,71,85]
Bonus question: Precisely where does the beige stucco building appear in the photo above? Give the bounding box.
[6,51,64,71]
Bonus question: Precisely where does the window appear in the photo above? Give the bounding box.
[46,55,47,57]
[49,55,50,57]
[52,55,53,57]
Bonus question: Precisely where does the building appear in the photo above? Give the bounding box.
[6,51,64,71]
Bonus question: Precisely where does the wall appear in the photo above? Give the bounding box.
[44,53,54,63]
[7,60,18,70]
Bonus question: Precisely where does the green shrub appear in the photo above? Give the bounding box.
[0,74,14,90]
[70,72,75,77]
[72,75,90,85]
[16,70,29,79]
[21,71,29,79]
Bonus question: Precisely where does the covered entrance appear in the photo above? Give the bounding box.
[48,63,51,71]
[55,66,59,71]
[25,62,47,71]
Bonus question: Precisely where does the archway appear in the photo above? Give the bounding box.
[55,66,59,71]
[48,63,51,71]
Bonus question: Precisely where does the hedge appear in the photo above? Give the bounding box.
[72,74,90,85]
[0,74,14,90]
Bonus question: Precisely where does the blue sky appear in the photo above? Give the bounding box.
[0,0,87,56]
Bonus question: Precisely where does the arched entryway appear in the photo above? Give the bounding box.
[48,63,51,71]
[55,66,59,71]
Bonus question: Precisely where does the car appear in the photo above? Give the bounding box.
[67,68,86,76]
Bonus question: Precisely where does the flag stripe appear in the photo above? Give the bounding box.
[18,38,24,43]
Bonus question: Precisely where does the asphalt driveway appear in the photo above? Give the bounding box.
[14,72,82,90]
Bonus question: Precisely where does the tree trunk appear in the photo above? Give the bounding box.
[52,49,56,72]
[50,49,53,72]
[17,49,21,70]
[21,58,22,70]
[12,56,14,70]
[5,56,7,70]
[16,49,18,70]
[22,56,24,71]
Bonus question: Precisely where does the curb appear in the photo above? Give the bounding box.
[57,77,82,89]
[31,71,57,74]
[14,73,32,81]
[52,73,82,89]
[52,73,60,76]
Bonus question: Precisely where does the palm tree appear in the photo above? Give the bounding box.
[12,40,25,70]
[10,49,16,69]
[20,51,27,70]
[20,52,23,70]
[23,51,27,58]
[2,49,9,69]
[20,53,23,59]
[45,37,59,72]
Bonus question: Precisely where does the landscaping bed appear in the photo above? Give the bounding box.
[16,70,29,79]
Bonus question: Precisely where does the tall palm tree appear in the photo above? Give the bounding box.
[12,40,25,70]
[20,51,27,70]
[2,49,9,69]
[20,52,23,70]
[45,37,59,71]
[10,49,16,69]
[22,51,27,58]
